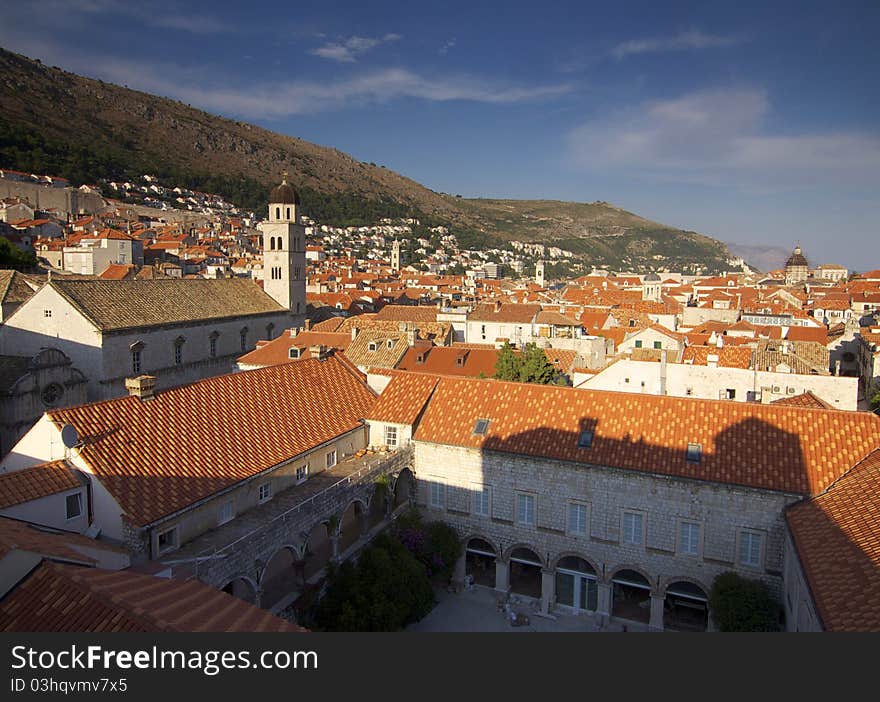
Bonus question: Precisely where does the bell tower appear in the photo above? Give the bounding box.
[261,173,306,324]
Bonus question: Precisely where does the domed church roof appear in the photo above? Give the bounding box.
[644,272,661,282]
[785,245,809,269]
[269,172,300,205]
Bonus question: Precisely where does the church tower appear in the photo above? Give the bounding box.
[261,173,306,324]
[535,260,545,288]
[391,240,401,272]
[642,272,662,302]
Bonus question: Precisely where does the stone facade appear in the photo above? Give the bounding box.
[412,440,800,630]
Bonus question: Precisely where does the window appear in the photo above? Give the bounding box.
[174,338,184,365]
[43,309,52,318]
[384,425,398,448]
[240,328,248,352]
[218,499,234,525]
[738,530,763,568]
[289,347,301,359]
[679,521,701,556]
[157,527,178,554]
[387,339,393,349]
[686,443,702,463]
[209,333,219,358]
[65,492,82,520]
[725,388,736,400]
[430,480,445,509]
[473,484,491,516]
[131,349,142,374]
[326,450,337,469]
[568,502,588,535]
[685,387,694,396]
[516,493,536,526]
[653,341,662,349]
[473,418,490,435]
[368,341,378,351]
[296,464,309,483]
[258,482,272,504]
[635,340,643,348]
[622,511,644,545]
[578,430,594,449]
[266,323,275,340]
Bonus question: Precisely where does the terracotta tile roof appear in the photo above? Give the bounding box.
[397,346,498,377]
[413,377,880,495]
[98,263,136,280]
[50,358,376,527]
[310,317,346,332]
[0,461,82,510]
[236,330,351,367]
[681,345,753,369]
[0,516,126,564]
[0,562,303,632]
[344,330,410,369]
[49,279,286,331]
[374,305,439,323]
[469,302,540,324]
[771,391,833,409]
[535,310,582,326]
[785,450,880,631]
[367,373,439,425]
[753,340,830,375]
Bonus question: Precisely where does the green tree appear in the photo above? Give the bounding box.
[870,389,880,414]
[519,342,557,384]
[493,342,521,381]
[709,571,782,632]
[0,237,38,270]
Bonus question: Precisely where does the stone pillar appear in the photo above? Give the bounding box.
[649,594,665,631]
[330,534,340,563]
[597,582,612,618]
[495,558,509,592]
[452,552,467,590]
[254,586,264,610]
[540,568,555,614]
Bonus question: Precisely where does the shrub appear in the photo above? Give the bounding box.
[709,571,782,632]
[392,510,462,579]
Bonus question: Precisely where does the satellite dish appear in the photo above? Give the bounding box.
[61,424,79,449]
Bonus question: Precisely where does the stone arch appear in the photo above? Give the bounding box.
[302,521,331,581]
[222,575,258,605]
[338,499,367,555]
[259,545,302,610]
[505,544,544,599]
[367,482,389,529]
[608,564,656,592]
[553,553,600,612]
[609,565,655,625]
[663,578,711,632]
[393,467,415,508]
[464,535,498,588]
[552,551,601,577]
[463,534,499,556]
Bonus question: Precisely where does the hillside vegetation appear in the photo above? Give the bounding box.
[0,47,732,270]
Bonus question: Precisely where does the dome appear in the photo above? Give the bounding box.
[644,272,661,282]
[269,173,300,205]
[785,245,809,269]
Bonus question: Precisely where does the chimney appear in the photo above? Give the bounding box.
[707,354,719,368]
[407,323,417,347]
[351,326,359,341]
[304,318,311,331]
[125,375,156,400]
[494,300,502,313]
[309,344,327,360]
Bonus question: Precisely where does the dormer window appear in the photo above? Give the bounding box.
[455,356,465,366]
[387,339,394,349]
[686,443,702,463]
[289,347,301,359]
[368,341,378,351]
[578,430,594,449]
[416,353,425,364]
[473,418,490,436]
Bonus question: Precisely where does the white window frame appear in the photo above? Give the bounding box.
[515,492,536,527]
[258,482,272,504]
[568,501,589,536]
[429,479,446,509]
[677,519,702,556]
[217,499,235,526]
[472,484,491,517]
[384,425,398,448]
[65,491,82,520]
[296,463,309,484]
[156,526,179,555]
[737,529,764,569]
[326,450,337,469]
[621,510,645,546]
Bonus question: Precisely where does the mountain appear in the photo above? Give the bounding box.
[0,47,733,272]
[726,243,790,273]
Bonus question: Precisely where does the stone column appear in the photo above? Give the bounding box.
[597,582,612,619]
[452,552,467,590]
[540,568,555,614]
[330,534,340,563]
[495,558,509,592]
[649,594,665,631]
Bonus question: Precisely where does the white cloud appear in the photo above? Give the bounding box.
[41,0,229,34]
[567,88,880,189]
[612,31,742,59]
[311,34,402,63]
[439,38,457,55]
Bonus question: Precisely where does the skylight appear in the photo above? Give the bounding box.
[686,443,702,463]
[473,418,490,436]
[578,430,594,449]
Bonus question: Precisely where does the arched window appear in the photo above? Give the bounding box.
[286,207,291,219]
[173,336,185,365]
[240,327,249,352]
[266,323,275,340]
[275,207,280,220]
[209,331,220,358]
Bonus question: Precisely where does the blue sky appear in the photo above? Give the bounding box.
[1,0,878,268]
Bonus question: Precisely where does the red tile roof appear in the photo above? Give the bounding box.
[49,358,376,527]
[785,450,880,631]
[236,331,351,367]
[0,516,126,564]
[0,562,303,632]
[367,373,439,425]
[412,377,880,495]
[771,392,833,409]
[0,461,82,510]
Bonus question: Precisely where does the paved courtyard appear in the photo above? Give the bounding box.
[407,585,641,633]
